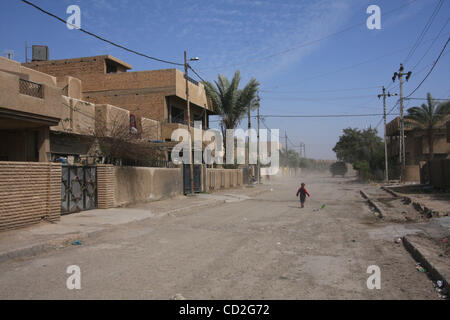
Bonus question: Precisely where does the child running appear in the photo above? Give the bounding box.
[296,183,310,208]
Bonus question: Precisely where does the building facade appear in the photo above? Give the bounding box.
[23,55,216,141]
[386,116,450,181]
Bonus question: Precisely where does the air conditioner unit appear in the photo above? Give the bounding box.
[32,45,49,61]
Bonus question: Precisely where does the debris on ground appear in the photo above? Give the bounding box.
[72,240,82,246]
[394,237,402,244]
[415,263,426,273]
[313,204,326,212]
[172,293,186,300]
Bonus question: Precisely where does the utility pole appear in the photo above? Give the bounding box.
[184,51,194,194]
[247,93,252,173]
[392,64,412,182]
[256,93,261,184]
[285,131,288,170]
[378,86,397,183]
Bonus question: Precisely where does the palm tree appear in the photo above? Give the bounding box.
[203,70,259,156]
[405,93,450,180]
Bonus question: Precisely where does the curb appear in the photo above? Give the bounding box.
[382,186,448,218]
[403,236,449,298]
[381,186,400,198]
[360,190,384,218]
[0,187,269,263]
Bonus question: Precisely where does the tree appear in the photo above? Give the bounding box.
[405,93,450,161]
[333,127,384,180]
[203,71,259,157]
[94,112,164,166]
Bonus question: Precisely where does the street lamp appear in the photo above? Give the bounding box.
[184,51,199,194]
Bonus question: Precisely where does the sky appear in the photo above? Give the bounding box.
[1,0,449,159]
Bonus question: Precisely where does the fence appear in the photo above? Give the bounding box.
[205,168,243,192]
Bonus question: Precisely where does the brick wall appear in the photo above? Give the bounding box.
[23,56,106,78]
[97,164,115,209]
[0,162,61,232]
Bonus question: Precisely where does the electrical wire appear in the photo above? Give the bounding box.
[407,36,450,97]
[20,0,184,66]
[412,18,449,71]
[404,0,444,64]
[259,86,381,94]
[256,113,399,118]
[199,0,421,71]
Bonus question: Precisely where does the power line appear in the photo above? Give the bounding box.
[405,97,450,101]
[208,112,400,122]
[412,18,449,71]
[259,86,381,94]
[375,99,400,129]
[20,0,184,66]
[374,46,450,128]
[404,0,444,64]
[199,0,421,71]
[407,36,450,97]
[260,94,374,101]
[257,113,399,118]
[188,65,207,83]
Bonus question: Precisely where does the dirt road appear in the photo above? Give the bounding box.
[0,174,438,299]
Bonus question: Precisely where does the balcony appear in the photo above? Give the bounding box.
[19,79,43,99]
[0,70,62,125]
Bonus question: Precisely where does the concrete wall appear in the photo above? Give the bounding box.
[95,104,130,138]
[140,117,161,141]
[0,162,61,231]
[0,70,62,120]
[174,69,211,110]
[205,169,243,192]
[57,76,82,100]
[114,166,183,206]
[404,165,420,182]
[0,56,57,87]
[51,96,96,136]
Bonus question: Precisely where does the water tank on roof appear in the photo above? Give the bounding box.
[32,45,49,61]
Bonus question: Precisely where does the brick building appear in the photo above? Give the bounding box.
[23,55,216,141]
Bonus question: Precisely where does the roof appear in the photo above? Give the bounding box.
[23,55,132,70]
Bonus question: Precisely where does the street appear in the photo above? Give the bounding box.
[0,174,438,299]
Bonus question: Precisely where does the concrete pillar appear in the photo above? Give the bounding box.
[37,127,50,162]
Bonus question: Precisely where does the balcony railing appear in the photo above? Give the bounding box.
[19,79,43,99]
[184,74,199,86]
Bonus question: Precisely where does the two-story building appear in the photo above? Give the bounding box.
[23,55,216,143]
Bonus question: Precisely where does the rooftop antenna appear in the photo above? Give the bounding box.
[3,50,14,60]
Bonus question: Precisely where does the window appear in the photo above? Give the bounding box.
[106,61,117,74]
[170,106,185,124]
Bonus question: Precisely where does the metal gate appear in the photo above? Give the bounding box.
[61,165,97,214]
[183,164,202,194]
